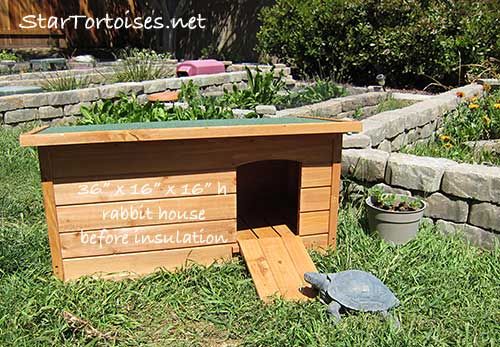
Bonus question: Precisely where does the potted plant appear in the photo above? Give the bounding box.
[365,187,427,245]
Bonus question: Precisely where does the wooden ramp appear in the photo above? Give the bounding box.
[237,217,318,302]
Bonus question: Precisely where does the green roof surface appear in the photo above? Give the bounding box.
[40,117,330,134]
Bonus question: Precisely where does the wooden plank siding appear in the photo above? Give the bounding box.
[63,244,233,281]
[47,135,334,179]
[28,131,352,280]
[56,194,236,232]
[0,0,64,48]
[328,134,343,247]
[300,187,331,212]
[38,148,65,280]
[60,219,237,259]
[53,171,236,205]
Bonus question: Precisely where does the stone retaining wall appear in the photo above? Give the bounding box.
[0,65,292,126]
[340,83,499,249]
[341,149,499,249]
[273,91,389,119]
[342,84,484,151]
[0,64,177,88]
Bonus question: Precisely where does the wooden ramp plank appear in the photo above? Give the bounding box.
[237,229,280,302]
[269,222,318,299]
[238,215,319,302]
[271,223,317,276]
[257,235,305,301]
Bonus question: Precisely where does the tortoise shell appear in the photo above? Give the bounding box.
[326,270,399,312]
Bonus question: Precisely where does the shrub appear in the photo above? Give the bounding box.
[257,0,500,88]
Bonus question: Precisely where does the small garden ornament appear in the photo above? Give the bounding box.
[304,270,400,324]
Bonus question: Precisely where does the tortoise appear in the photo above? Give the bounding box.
[304,270,400,323]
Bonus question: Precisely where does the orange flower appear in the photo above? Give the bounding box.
[440,135,451,142]
[456,91,464,98]
[494,103,500,109]
[482,116,491,126]
[469,103,480,109]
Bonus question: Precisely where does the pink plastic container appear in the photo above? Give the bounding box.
[176,59,225,77]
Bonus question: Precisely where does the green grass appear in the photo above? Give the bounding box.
[402,141,500,166]
[376,97,416,113]
[1,126,499,346]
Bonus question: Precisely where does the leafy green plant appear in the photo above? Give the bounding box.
[277,79,347,109]
[118,48,173,61]
[376,97,416,113]
[0,50,19,61]
[220,66,285,109]
[79,94,170,124]
[439,90,500,142]
[352,107,363,120]
[112,57,173,83]
[41,74,91,91]
[112,48,174,83]
[369,187,424,212]
[78,88,235,125]
[402,89,500,166]
[179,80,202,103]
[257,0,500,88]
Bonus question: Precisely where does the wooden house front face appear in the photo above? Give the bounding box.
[37,133,341,280]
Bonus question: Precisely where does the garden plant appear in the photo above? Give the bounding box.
[403,87,500,165]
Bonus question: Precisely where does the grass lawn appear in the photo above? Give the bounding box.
[1,126,499,346]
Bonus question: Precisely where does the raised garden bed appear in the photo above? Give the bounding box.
[402,87,500,166]
[340,83,500,249]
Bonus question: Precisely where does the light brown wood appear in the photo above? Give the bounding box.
[22,125,49,136]
[20,121,363,147]
[38,148,64,280]
[299,211,330,236]
[57,194,236,232]
[256,236,305,301]
[251,224,280,239]
[60,219,236,258]
[301,234,329,251]
[301,165,332,188]
[49,135,334,179]
[237,236,280,302]
[63,244,233,280]
[147,90,180,102]
[237,230,257,241]
[271,224,317,283]
[300,187,331,212]
[328,134,343,247]
[53,171,236,206]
